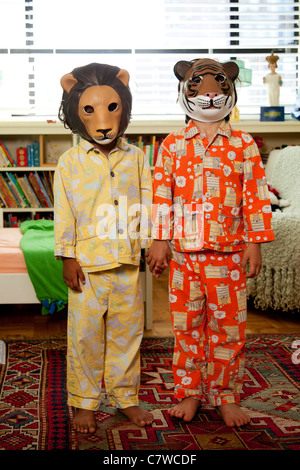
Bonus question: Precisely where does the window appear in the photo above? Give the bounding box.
[0,0,298,118]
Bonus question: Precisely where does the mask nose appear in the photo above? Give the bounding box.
[205,93,220,99]
[97,128,112,136]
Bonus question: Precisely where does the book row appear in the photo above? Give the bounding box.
[0,171,54,209]
[0,139,40,167]
[0,134,164,169]
[124,135,163,166]
[5,212,53,228]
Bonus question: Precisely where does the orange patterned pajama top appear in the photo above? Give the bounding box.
[152,119,275,251]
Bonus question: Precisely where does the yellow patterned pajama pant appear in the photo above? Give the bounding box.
[67,264,144,411]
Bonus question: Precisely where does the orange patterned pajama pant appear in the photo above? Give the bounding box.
[169,249,247,407]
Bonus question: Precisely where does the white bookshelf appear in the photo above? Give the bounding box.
[1,117,299,328]
[1,117,299,225]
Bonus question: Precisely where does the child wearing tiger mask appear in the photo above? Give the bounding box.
[146,58,274,427]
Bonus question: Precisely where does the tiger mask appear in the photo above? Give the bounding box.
[174,58,239,123]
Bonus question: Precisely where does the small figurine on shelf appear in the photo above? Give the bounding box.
[263,51,282,107]
[261,51,284,121]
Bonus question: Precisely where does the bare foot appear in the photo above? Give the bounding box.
[73,408,96,434]
[168,397,201,422]
[218,403,251,427]
[119,406,153,427]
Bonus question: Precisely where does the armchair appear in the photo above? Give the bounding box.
[247,146,300,312]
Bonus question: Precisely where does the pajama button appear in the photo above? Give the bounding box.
[114,200,118,205]
[110,171,115,177]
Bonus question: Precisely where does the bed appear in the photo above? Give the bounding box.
[0,223,153,327]
[0,221,68,314]
[0,227,40,304]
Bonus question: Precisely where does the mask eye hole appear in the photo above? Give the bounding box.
[215,74,226,84]
[191,75,203,85]
[83,105,94,114]
[108,102,118,112]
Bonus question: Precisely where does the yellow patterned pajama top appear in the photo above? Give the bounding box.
[54,137,152,269]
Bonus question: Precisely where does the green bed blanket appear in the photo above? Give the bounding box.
[20,219,68,314]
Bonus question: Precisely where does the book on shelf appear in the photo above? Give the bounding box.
[0,191,5,208]
[17,174,41,208]
[6,172,30,208]
[8,214,19,227]
[0,139,40,167]
[0,170,53,209]
[17,148,28,167]
[123,135,161,167]
[27,142,40,167]
[6,176,25,208]
[4,211,54,227]
[30,171,52,207]
[38,171,54,205]
[0,174,16,207]
[27,172,51,208]
[0,140,15,167]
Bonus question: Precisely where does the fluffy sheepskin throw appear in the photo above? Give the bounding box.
[247,146,300,312]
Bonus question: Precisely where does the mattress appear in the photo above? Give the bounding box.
[0,228,27,273]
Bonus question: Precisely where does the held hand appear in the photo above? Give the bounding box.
[62,257,85,291]
[145,240,172,278]
[152,263,167,278]
[241,243,262,278]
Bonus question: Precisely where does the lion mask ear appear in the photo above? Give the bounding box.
[60,73,78,94]
[60,68,129,93]
[116,69,130,87]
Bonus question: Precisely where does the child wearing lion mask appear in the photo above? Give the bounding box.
[54,63,153,433]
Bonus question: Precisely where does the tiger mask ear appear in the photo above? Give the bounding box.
[222,61,239,82]
[174,61,192,81]
[174,59,240,83]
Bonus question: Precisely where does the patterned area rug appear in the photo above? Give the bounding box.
[0,338,77,450]
[0,335,299,450]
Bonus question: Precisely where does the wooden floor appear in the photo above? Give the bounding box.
[0,269,300,340]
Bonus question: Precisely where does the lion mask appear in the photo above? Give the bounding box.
[59,63,132,145]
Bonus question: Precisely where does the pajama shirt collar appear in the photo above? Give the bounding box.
[184,119,232,141]
[79,137,129,155]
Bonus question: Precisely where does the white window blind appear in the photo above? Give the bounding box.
[0,0,298,118]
